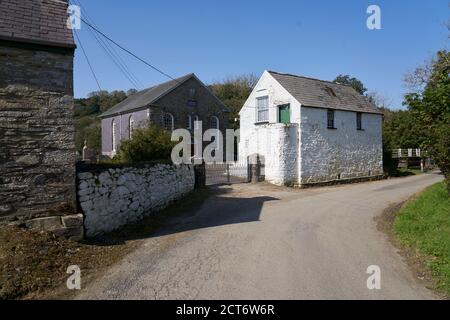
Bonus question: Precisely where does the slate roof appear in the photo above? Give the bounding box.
[268,71,382,114]
[100,73,229,118]
[0,0,75,48]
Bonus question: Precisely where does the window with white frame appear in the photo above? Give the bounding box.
[112,119,117,152]
[129,116,134,139]
[256,96,269,123]
[210,116,219,129]
[186,115,192,130]
[163,113,174,131]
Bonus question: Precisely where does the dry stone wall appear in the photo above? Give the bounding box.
[77,164,195,237]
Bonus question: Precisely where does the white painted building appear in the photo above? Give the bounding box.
[239,71,384,186]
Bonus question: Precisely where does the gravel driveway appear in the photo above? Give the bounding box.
[76,172,443,300]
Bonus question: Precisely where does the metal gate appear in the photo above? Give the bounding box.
[205,162,249,186]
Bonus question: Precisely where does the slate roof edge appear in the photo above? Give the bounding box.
[268,70,354,89]
[99,73,231,119]
[0,34,76,49]
[267,70,383,115]
[301,104,384,115]
[97,105,154,119]
[148,73,195,106]
[98,74,194,119]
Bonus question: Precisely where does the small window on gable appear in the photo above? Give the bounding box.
[187,99,197,107]
[356,112,363,130]
[327,110,335,129]
[187,88,197,107]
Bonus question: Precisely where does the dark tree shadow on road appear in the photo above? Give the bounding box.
[86,185,279,246]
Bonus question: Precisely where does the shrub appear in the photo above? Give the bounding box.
[113,126,175,163]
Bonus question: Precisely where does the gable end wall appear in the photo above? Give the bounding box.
[0,43,77,231]
[102,77,228,158]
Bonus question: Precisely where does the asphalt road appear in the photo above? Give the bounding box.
[77,172,443,300]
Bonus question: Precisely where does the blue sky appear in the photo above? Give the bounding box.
[73,0,449,109]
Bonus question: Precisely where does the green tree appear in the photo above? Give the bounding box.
[404,51,450,192]
[73,89,134,154]
[113,125,175,163]
[382,110,425,150]
[333,74,367,95]
[209,74,258,129]
[74,116,101,153]
[85,90,128,112]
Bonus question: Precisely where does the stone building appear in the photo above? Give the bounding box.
[100,73,229,158]
[239,70,384,186]
[0,0,82,238]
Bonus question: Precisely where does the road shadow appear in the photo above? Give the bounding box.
[388,169,417,177]
[85,185,279,246]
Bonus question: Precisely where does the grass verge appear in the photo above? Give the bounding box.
[377,182,449,298]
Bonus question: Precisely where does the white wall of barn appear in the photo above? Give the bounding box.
[239,71,384,186]
[299,107,383,184]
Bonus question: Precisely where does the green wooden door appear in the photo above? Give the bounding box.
[279,105,290,124]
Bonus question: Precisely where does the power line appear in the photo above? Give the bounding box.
[74,10,179,83]
[72,0,143,89]
[84,20,141,89]
[74,29,102,91]
[74,0,143,89]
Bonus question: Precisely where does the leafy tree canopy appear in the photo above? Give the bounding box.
[382,109,425,150]
[209,74,258,129]
[80,90,129,113]
[404,50,450,192]
[333,74,368,95]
